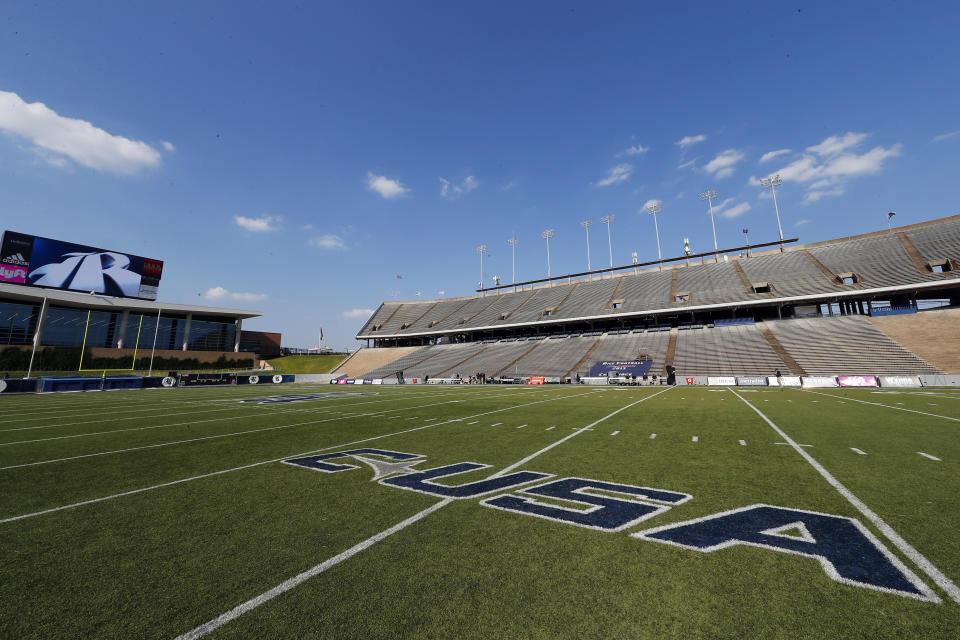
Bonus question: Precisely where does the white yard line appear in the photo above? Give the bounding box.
[804,390,960,422]
[731,389,958,605]
[172,386,674,640]
[0,389,594,523]
[917,452,941,461]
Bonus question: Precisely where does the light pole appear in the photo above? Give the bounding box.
[600,214,615,268]
[759,174,785,252]
[644,201,664,271]
[699,189,720,262]
[541,229,554,279]
[580,219,593,271]
[507,236,518,291]
[477,245,487,293]
[742,228,750,257]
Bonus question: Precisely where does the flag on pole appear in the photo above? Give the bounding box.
[888,211,896,219]
[319,327,323,341]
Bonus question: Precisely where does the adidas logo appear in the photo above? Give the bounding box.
[2,252,28,266]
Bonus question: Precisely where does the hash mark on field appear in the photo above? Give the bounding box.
[610,430,620,436]
[739,440,746,446]
[545,426,555,431]
[691,436,698,442]
[917,452,941,461]
[775,442,813,447]
[466,421,479,425]
[491,422,503,426]
[516,424,526,429]
[851,448,867,455]
[650,433,657,439]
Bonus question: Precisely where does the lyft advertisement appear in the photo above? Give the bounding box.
[0,231,163,300]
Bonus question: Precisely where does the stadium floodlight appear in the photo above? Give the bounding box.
[742,228,751,256]
[541,229,555,279]
[477,245,487,293]
[600,214,615,267]
[759,174,785,252]
[699,189,720,262]
[644,201,664,271]
[507,236,519,290]
[580,219,593,271]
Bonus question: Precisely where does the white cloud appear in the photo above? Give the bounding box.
[621,143,649,156]
[366,172,409,199]
[343,308,375,319]
[440,175,478,198]
[593,163,633,187]
[676,192,685,199]
[203,286,267,303]
[677,158,697,169]
[234,215,280,232]
[762,133,902,204]
[161,140,175,152]
[806,132,868,157]
[759,148,791,163]
[794,218,812,227]
[704,149,746,179]
[721,202,751,218]
[932,130,960,143]
[676,134,707,148]
[309,234,347,250]
[501,181,517,191]
[0,90,164,174]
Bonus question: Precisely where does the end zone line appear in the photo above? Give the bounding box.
[173,386,674,640]
[731,389,960,605]
[0,388,595,524]
[803,390,960,423]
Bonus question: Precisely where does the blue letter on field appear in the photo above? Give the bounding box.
[634,504,934,600]
[482,478,691,531]
[381,463,550,498]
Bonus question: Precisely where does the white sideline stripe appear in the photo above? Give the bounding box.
[739,440,746,446]
[0,389,588,523]
[851,448,867,455]
[691,436,698,442]
[917,452,941,461]
[731,389,959,605]
[173,386,674,639]
[610,431,620,436]
[804,390,960,422]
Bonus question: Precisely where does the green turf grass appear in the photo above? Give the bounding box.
[1,384,959,638]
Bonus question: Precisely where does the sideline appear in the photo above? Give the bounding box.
[731,388,958,604]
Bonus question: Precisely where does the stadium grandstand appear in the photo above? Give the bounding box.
[339,214,960,381]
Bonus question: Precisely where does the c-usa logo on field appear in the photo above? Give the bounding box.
[283,448,942,603]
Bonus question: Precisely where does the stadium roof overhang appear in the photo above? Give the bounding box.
[0,282,262,320]
[356,278,958,340]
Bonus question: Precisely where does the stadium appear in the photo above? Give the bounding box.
[4,5,960,638]
[2,214,960,639]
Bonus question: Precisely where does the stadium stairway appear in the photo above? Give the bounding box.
[868,307,960,374]
[756,323,806,375]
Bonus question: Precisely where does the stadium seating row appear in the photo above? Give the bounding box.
[358,216,960,338]
[351,315,942,379]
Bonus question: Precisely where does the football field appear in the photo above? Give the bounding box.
[2,383,959,639]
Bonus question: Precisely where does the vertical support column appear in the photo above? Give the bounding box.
[116,310,130,348]
[26,298,50,378]
[234,318,242,352]
[182,313,193,351]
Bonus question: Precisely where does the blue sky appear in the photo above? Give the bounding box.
[1,1,958,350]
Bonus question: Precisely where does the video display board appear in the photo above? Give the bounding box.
[0,231,163,300]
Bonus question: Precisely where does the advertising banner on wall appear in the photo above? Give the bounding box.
[802,376,839,388]
[736,376,768,386]
[0,231,163,300]
[878,375,922,388]
[707,376,737,386]
[838,375,879,387]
